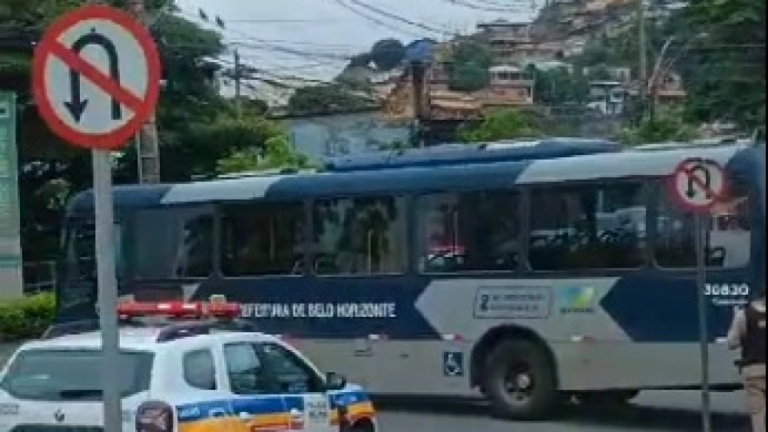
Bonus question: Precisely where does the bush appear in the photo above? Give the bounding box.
[0,293,56,342]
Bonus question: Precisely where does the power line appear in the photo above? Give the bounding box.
[441,0,533,13]
[331,0,426,39]
[345,0,452,36]
[217,18,343,23]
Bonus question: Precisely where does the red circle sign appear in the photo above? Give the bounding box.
[668,158,728,213]
[32,5,161,150]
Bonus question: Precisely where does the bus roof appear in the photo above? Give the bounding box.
[323,137,620,172]
[66,141,757,215]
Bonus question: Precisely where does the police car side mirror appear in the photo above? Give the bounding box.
[325,372,347,391]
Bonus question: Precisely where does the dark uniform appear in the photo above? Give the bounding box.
[728,297,766,432]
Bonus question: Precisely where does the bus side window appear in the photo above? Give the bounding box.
[655,173,751,269]
[312,196,406,275]
[220,202,306,277]
[416,190,521,273]
[528,182,646,271]
[134,207,213,279]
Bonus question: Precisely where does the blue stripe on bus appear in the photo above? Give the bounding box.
[601,270,751,342]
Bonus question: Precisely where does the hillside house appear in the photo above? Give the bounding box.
[477,20,534,64]
[587,80,627,115]
[474,65,535,106]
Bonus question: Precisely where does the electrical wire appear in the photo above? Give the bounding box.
[345,0,452,36]
[441,0,532,13]
[331,0,427,39]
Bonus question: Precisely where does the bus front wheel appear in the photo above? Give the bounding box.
[482,339,558,420]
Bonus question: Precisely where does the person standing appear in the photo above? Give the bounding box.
[727,288,766,432]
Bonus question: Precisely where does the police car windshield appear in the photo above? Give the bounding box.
[0,349,153,401]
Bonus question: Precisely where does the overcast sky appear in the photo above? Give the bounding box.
[173,0,539,80]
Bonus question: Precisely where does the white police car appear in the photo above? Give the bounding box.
[0,299,377,432]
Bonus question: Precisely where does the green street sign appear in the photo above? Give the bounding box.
[0,92,20,239]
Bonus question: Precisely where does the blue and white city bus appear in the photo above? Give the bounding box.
[55,138,765,419]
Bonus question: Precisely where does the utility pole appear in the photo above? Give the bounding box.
[637,0,648,123]
[128,0,161,184]
[234,49,242,119]
[410,60,427,147]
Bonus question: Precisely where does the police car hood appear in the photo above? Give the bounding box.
[0,388,147,431]
[0,344,153,431]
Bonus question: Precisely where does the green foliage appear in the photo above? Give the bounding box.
[215,135,313,175]
[164,116,292,179]
[349,53,372,68]
[288,84,374,115]
[0,293,55,342]
[449,62,489,92]
[672,0,765,128]
[370,38,405,71]
[617,111,697,145]
[458,109,542,142]
[529,66,589,104]
[0,0,305,265]
[447,40,493,92]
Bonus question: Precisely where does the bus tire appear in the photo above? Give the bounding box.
[482,339,558,420]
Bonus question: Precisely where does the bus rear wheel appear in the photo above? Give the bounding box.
[481,339,558,420]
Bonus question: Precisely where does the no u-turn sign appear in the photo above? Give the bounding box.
[32,5,161,150]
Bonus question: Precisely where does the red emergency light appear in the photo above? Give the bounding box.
[117,300,241,320]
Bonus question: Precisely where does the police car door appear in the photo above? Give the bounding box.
[257,342,333,432]
[222,343,290,431]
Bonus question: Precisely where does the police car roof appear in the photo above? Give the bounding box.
[18,328,280,352]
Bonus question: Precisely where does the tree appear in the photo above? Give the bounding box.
[447,40,493,92]
[449,62,489,92]
[529,66,589,105]
[458,109,542,142]
[370,38,405,71]
[216,135,313,175]
[616,110,697,145]
[1,0,298,263]
[287,84,374,115]
[670,0,765,128]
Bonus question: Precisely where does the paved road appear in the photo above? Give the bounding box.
[1,344,752,431]
[375,391,751,432]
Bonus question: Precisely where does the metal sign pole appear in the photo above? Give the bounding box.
[92,149,122,431]
[694,212,711,432]
[33,4,160,428]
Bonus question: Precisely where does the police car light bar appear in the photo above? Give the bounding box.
[117,300,241,319]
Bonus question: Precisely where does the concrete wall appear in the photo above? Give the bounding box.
[284,112,410,162]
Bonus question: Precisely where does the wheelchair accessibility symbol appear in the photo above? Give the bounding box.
[442,351,464,377]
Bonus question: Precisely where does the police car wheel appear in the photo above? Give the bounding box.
[482,339,558,420]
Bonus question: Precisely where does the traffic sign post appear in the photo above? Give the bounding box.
[669,158,728,432]
[32,5,160,431]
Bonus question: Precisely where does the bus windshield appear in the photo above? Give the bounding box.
[61,219,125,282]
[58,219,126,312]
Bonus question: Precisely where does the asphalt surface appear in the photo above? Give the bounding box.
[378,392,750,432]
[374,391,751,432]
[1,344,752,431]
